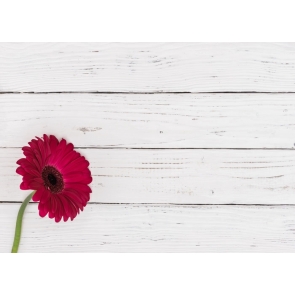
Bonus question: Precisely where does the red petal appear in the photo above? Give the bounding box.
[20,181,30,190]
[16,167,26,176]
[58,149,80,169]
[65,182,92,193]
[61,156,89,174]
[32,188,45,202]
[63,189,85,207]
[53,196,63,222]
[38,201,49,218]
[49,135,59,153]
[48,140,73,167]
[39,189,51,204]
[64,171,92,184]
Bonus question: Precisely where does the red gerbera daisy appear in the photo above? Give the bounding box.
[16,134,92,222]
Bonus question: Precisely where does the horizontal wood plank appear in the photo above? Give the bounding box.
[2,148,295,204]
[1,203,295,252]
[1,93,295,148]
[1,43,295,92]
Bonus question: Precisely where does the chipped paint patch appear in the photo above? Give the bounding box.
[78,127,102,134]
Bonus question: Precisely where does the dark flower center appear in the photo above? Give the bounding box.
[48,174,57,185]
[42,166,64,194]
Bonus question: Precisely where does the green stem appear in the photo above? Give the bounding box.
[11,191,35,253]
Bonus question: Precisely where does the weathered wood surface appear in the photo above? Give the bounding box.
[1,43,295,92]
[1,93,295,148]
[1,204,295,252]
[2,148,295,204]
[1,43,295,252]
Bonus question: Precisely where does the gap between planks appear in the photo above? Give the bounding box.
[1,202,295,206]
[1,147,295,150]
[2,91,295,94]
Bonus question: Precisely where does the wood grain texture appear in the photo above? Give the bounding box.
[2,148,295,204]
[1,203,295,252]
[1,43,295,92]
[2,43,295,253]
[1,93,295,148]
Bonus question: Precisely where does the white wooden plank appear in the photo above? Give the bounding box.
[1,93,295,148]
[1,43,295,92]
[1,203,295,252]
[2,148,295,204]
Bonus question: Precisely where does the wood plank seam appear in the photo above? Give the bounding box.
[2,202,295,206]
[2,91,295,94]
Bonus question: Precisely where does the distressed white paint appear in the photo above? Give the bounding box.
[1,203,295,252]
[2,148,295,204]
[1,43,295,252]
[1,93,295,148]
[1,43,295,92]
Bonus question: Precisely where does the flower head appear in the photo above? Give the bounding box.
[16,135,92,222]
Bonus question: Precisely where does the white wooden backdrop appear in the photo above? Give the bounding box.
[1,43,295,252]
